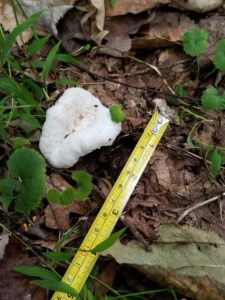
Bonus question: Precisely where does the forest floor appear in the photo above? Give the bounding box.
[1,1,225,300]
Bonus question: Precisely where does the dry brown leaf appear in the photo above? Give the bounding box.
[0,237,47,300]
[105,0,171,17]
[44,202,89,230]
[149,149,203,199]
[0,0,31,45]
[132,11,195,49]
[90,0,105,31]
[94,260,117,298]
[172,0,223,12]
[102,224,225,299]
[103,13,153,54]
[0,233,9,259]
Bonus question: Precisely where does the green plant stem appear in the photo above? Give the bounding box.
[0,223,61,278]
[196,57,200,78]
[89,274,127,300]
[0,104,41,109]
[11,0,25,46]
[6,97,16,126]
[180,106,207,121]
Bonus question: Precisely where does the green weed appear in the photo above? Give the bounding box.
[109,105,126,123]
[180,27,225,176]
[48,170,93,204]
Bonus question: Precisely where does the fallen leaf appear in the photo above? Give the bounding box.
[90,0,105,31]
[0,237,47,300]
[132,11,195,49]
[172,0,223,12]
[94,260,117,298]
[103,12,153,55]
[0,233,9,259]
[0,0,31,45]
[44,202,89,230]
[152,98,179,123]
[102,224,225,299]
[105,0,171,17]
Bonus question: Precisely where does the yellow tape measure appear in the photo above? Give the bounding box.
[51,111,169,300]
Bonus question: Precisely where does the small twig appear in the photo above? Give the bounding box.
[177,192,225,223]
[0,222,60,276]
[162,142,225,170]
[124,54,175,95]
[74,64,199,102]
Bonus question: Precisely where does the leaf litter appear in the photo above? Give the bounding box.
[1,1,225,299]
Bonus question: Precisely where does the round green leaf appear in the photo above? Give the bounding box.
[213,39,225,71]
[109,105,126,123]
[201,87,225,110]
[72,170,93,201]
[7,148,46,213]
[182,28,208,57]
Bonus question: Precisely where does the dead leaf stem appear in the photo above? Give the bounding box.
[177,192,225,223]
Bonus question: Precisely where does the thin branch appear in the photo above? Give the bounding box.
[177,192,225,223]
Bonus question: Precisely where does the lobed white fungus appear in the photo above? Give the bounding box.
[39,88,121,168]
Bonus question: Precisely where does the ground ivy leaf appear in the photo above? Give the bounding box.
[7,148,46,213]
[0,178,18,209]
[72,170,93,201]
[182,28,208,57]
[109,105,126,123]
[13,137,31,149]
[47,189,61,204]
[48,188,75,205]
[201,87,225,110]
[213,39,225,71]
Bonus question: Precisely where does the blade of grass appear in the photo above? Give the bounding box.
[31,279,79,297]
[26,35,50,56]
[42,41,60,82]
[0,11,43,62]
[13,265,60,280]
[54,54,79,65]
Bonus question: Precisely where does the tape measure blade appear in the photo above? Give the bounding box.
[51,111,169,300]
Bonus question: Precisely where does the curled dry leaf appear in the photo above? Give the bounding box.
[102,224,225,299]
[0,237,47,300]
[0,233,9,260]
[0,0,31,45]
[132,11,195,49]
[105,0,171,17]
[172,0,224,12]
[103,12,153,55]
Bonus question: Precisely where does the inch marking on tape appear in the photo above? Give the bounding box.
[51,111,169,300]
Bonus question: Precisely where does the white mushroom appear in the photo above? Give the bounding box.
[39,88,121,168]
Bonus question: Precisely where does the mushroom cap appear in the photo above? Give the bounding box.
[39,88,121,168]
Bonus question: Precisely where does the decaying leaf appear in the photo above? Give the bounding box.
[105,0,171,17]
[0,233,9,259]
[172,0,224,12]
[102,224,225,299]
[0,0,74,45]
[0,0,31,45]
[132,11,195,49]
[0,237,47,300]
[103,12,153,55]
